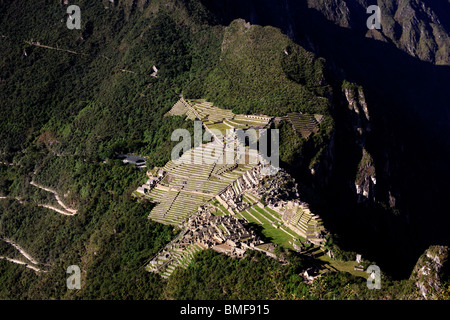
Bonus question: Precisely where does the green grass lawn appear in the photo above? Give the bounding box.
[248,207,272,224]
[264,206,280,217]
[253,206,277,223]
[318,252,367,279]
[234,119,269,126]
[217,203,231,215]
[207,123,232,134]
[240,209,295,249]
[211,199,306,251]
[241,194,254,204]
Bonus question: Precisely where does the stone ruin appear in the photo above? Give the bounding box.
[183,207,264,256]
[216,165,263,213]
[254,169,299,205]
[147,205,266,276]
[216,165,326,245]
[136,168,165,195]
[144,163,327,277]
[301,267,327,284]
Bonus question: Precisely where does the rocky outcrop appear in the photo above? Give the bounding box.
[355,148,376,203]
[411,245,449,299]
[343,82,371,143]
[255,169,299,205]
[341,82,378,203]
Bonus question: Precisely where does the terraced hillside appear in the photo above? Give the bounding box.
[210,189,325,249]
[142,98,278,227]
[286,112,321,139]
[141,98,326,277]
[236,206,300,249]
[147,243,204,279]
[170,98,272,141]
[278,202,325,245]
[137,142,258,226]
[189,99,272,131]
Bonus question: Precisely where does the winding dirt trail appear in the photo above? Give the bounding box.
[24,40,139,75]
[0,196,25,204]
[0,184,67,272]
[37,204,75,216]
[24,40,88,56]
[0,238,40,265]
[30,180,77,215]
[0,256,45,273]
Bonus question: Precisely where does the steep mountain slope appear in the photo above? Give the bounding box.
[200,19,331,115]
[308,0,449,65]
[0,0,338,299]
[0,0,448,298]
[200,0,450,278]
[201,0,449,65]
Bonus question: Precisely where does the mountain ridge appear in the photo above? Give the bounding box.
[0,0,448,298]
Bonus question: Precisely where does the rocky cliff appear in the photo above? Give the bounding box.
[411,245,450,299]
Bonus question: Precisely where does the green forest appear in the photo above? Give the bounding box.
[0,0,441,300]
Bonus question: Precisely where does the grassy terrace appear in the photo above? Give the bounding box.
[234,203,303,249]
[209,191,306,250]
[207,122,233,135]
[218,223,228,234]
[238,210,295,249]
[242,192,260,204]
[286,112,320,139]
[253,205,281,223]
[264,206,282,219]
[209,195,300,248]
[316,250,368,279]
[216,204,232,216]
[144,186,207,225]
[157,243,204,279]
[209,198,233,216]
[142,142,259,226]
[277,203,325,240]
[182,99,272,132]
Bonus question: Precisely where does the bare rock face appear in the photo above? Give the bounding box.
[376,0,450,65]
[410,245,449,299]
[342,82,378,204]
[343,83,371,143]
[307,0,449,65]
[355,148,376,203]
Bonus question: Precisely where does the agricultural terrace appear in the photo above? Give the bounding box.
[209,192,304,250]
[138,142,258,226]
[168,98,273,144]
[138,99,327,276]
[286,112,323,139]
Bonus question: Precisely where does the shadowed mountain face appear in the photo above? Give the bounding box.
[200,0,450,65]
[200,0,450,278]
